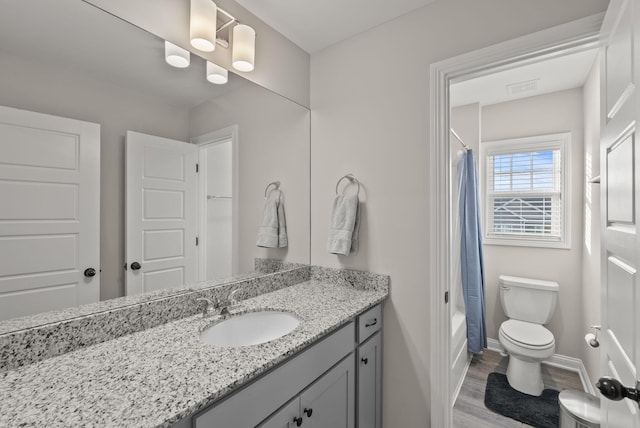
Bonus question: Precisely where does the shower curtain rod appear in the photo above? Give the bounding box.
[450,128,470,150]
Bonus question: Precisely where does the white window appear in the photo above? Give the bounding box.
[481,133,571,249]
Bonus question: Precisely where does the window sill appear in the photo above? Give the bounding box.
[483,236,570,250]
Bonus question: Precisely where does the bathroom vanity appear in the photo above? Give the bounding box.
[189,304,382,428]
[0,266,388,427]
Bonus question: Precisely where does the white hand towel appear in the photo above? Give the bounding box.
[256,191,288,248]
[327,194,360,255]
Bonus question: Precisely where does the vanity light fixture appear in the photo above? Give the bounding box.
[164,41,190,68]
[232,24,256,72]
[206,61,228,84]
[190,0,217,52]
[183,1,256,77]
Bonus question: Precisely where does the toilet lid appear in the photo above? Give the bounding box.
[501,319,554,348]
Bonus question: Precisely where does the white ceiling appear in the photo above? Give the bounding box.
[450,48,599,107]
[234,0,437,53]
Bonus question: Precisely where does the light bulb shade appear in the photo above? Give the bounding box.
[206,61,228,84]
[190,0,217,52]
[164,41,190,68]
[232,24,255,72]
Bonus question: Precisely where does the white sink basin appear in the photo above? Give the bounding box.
[200,311,300,347]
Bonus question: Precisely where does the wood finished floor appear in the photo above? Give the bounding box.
[452,350,584,427]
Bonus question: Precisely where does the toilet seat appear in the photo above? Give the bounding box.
[500,319,554,350]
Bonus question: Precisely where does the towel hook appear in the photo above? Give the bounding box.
[335,173,360,197]
[264,181,280,198]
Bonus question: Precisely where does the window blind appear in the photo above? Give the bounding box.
[486,148,563,239]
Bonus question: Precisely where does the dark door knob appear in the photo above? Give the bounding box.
[293,416,303,426]
[303,407,312,417]
[596,377,640,404]
[84,268,96,278]
[130,262,142,271]
[361,357,369,365]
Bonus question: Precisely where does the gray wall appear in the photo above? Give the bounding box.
[309,0,608,424]
[481,88,585,358]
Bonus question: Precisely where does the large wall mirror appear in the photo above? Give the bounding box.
[0,0,310,326]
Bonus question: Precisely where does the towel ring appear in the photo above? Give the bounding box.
[335,173,360,197]
[264,181,280,198]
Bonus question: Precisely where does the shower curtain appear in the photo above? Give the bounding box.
[457,149,487,354]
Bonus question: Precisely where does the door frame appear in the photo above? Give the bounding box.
[428,14,604,427]
[191,125,239,281]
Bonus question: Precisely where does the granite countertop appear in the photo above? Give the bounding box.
[0,280,388,427]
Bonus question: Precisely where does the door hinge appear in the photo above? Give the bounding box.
[196,163,199,173]
[444,291,449,304]
[196,236,199,246]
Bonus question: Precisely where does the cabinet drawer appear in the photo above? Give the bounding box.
[357,304,382,344]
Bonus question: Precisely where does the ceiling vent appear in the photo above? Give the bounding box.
[506,79,540,96]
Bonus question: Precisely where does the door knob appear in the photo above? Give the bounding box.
[293,416,303,426]
[596,377,640,405]
[84,268,96,277]
[130,262,142,271]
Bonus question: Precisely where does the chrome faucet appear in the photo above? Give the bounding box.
[219,288,241,316]
[195,289,242,318]
[196,297,219,318]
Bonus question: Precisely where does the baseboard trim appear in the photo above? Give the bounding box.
[486,338,594,394]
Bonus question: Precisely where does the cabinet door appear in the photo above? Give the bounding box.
[357,332,382,428]
[300,354,355,428]
[259,398,300,428]
[193,324,355,428]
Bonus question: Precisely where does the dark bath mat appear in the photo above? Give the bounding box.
[484,372,560,428]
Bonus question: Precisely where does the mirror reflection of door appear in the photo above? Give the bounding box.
[194,126,238,282]
[125,131,198,296]
[0,106,100,320]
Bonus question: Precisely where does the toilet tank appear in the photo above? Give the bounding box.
[499,275,559,324]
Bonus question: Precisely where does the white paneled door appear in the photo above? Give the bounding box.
[599,0,640,425]
[0,106,100,320]
[125,131,198,295]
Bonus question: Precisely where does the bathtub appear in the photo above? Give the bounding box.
[451,309,470,404]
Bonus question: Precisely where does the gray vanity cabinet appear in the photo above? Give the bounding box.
[356,304,383,428]
[356,333,382,428]
[189,303,384,428]
[301,354,355,427]
[259,354,355,428]
[192,323,355,428]
[258,398,299,428]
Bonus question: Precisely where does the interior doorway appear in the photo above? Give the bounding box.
[192,125,239,281]
[428,14,604,427]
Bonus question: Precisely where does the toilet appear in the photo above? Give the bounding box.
[498,275,559,396]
